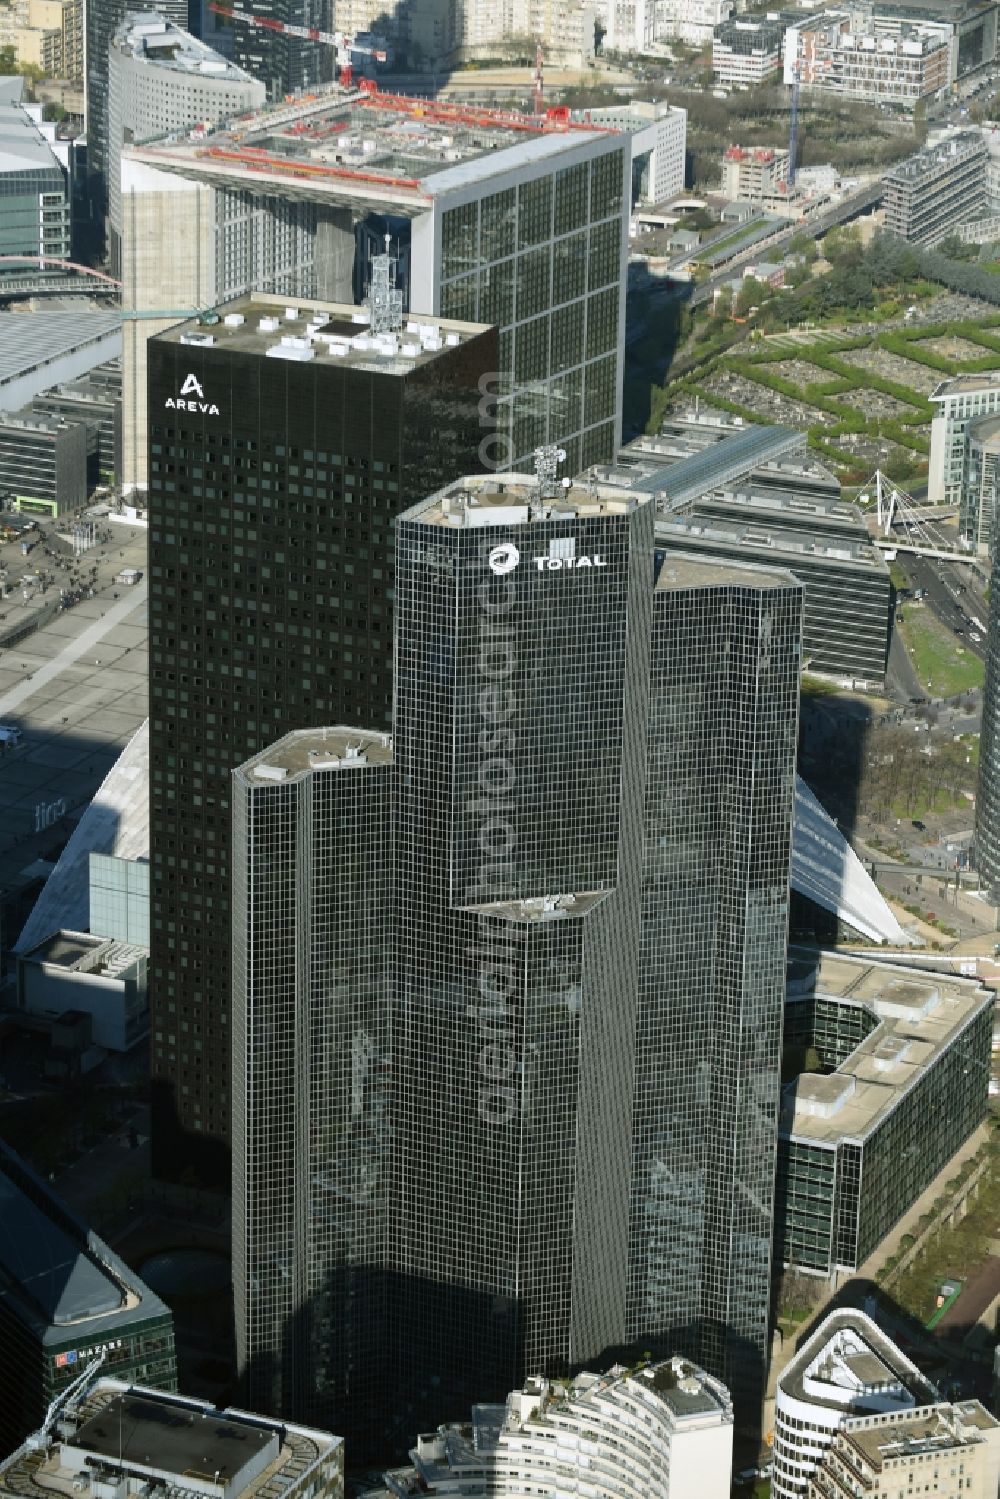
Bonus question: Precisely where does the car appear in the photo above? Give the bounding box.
[912,819,926,830]
[735,1470,757,1487]
[971,632,982,643]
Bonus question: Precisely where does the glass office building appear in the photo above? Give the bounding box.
[978,533,1000,898]
[776,953,993,1277]
[232,472,803,1446]
[630,552,803,1414]
[146,299,495,1185]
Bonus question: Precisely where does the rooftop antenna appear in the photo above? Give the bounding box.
[532,444,566,515]
[367,232,403,335]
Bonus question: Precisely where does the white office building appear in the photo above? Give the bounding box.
[108,14,265,273]
[774,1309,938,1499]
[928,371,1000,507]
[572,99,687,203]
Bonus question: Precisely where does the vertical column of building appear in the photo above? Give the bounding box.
[387,479,651,1432]
[628,558,802,1419]
[232,730,392,1438]
[146,316,495,1187]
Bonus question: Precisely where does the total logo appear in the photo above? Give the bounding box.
[164,372,219,416]
[487,538,607,575]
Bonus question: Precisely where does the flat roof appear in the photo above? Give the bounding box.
[778,1308,936,1412]
[781,951,992,1146]
[0,102,62,175]
[157,294,488,373]
[72,1392,276,1478]
[625,425,806,507]
[466,892,610,924]
[843,1401,999,1466]
[236,726,392,785]
[655,549,799,594]
[886,131,986,185]
[113,13,261,85]
[930,371,1000,401]
[0,1379,343,1499]
[0,311,121,393]
[128,87,614,213]
[656,512,886,572]
[404,472,649,530]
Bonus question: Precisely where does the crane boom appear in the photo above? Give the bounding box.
[207,4,385,62]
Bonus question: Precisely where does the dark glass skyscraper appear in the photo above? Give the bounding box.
[231,470,803,1447]
[977,543,1000,899]
[146,297,496,1184]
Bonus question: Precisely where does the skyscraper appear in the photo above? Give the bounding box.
[146,295,496,1183]
[231,467,803,1444]
[977,542,1000,899]
[228,0,333,98]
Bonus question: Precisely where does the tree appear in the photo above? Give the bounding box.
[736,276,764,317]
[714,286,733,320]
[789,231,818,263]
[822,224,863,267]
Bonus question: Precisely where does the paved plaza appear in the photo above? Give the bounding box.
[0,519,148,886]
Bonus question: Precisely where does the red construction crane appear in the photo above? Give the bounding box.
[208,2,385,86]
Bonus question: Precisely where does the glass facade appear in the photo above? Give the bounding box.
[230,488,803,1448]
[146,319,496,1185]
[438,144,626,474]
[629,559,803,1417]
[777,995,993,1275]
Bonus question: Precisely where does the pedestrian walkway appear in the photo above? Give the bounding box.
[0,580,147,718]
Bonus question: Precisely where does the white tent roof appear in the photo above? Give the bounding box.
[792,775,912,945]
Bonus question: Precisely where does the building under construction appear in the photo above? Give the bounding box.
[120,84,631,488]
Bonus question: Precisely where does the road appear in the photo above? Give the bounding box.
[902,554,988,661]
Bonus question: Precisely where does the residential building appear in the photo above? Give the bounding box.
[0,409,87,515]
[602,0,657,52]
[660,0,733,45]
[231,464,801,1439]
[84,0,188,229]
[872,0,997,79]
[571,100,687,205]
[127,89,630,487]
[721,144,791,201]
[0,0,82,78]
[714,17,785,86]
[776,951,992,1278]
[773,1308,939,1499]
[783,10,953,106]
[0,97,70,267]
[928,371,1000,507]
[882,132,988,245]
[0,1377,345,1499]
[362,1359,733,1499]
[0,1139,177,1456]
[108,15,265,273]
[809,1403,1000,1499]
[146,297,495,1186]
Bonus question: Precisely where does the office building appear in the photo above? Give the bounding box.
[0,1139,177,1456]
[883,132,988,246]
[0,97,70,267]
[958,410,1000,551]
[811,1402,1000,1499]
[361,1358,733,1499]
[783,11,953,106]
[773,1309,938,1499]
[570,101,686,207]
[147,296,495,1184]
[721,145,791,202]
[108,15,265,273]
[929,371,1000,508]
[230,0,333,101]
[872,0,997,78]
[232,465,801,1438]
[0,408,87,515]
[615,428,891,685]
[0,310,120,413]
[32,362,122,488]
[714,18,785,86]
[127,87,630,484]
[777,951,992,1278]
[84,0,188,232]
[0,1377,345,1499]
